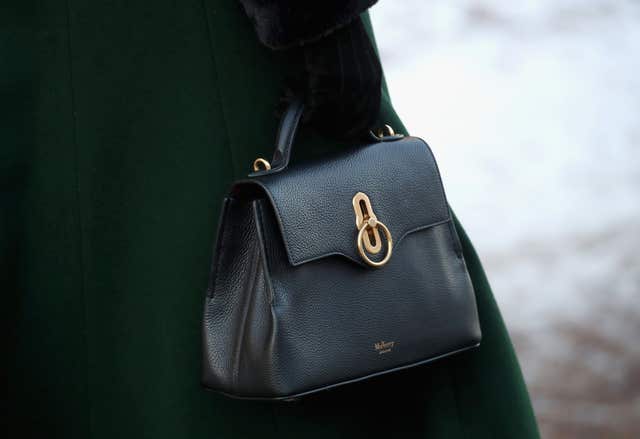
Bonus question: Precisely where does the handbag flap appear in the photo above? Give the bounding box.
[232,137,451,267]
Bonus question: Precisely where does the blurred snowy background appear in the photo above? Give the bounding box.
[371,1,640,437]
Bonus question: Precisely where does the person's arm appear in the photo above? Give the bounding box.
[238,0,377,49]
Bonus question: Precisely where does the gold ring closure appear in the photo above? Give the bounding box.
[357,219,393,267]
[352,192,393,267]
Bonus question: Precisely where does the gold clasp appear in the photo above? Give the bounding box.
[352,192,393,267]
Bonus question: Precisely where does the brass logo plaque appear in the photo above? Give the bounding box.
[374,340,395,355]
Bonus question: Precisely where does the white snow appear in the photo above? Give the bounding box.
[372,1,640,436]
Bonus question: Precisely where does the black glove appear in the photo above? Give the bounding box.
[286,17,381,139]
[239,1,382,139]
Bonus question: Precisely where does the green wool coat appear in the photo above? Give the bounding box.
[4,1,539,437]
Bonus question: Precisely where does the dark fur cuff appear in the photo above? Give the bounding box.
[238,0,378,49]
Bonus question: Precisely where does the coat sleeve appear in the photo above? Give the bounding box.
[238,0,378,49]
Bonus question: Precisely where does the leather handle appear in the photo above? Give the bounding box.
[253,97,400,176]
[269,98,305,171]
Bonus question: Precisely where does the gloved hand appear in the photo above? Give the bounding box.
[239,0,382,139]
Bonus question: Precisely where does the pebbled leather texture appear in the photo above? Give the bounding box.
[201,104,481,400]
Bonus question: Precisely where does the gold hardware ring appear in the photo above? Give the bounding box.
[376,124,395,138]
[252,157,271,172]
[356,218,393,268]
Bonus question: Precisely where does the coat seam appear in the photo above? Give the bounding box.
[200,0,239,180]
[64,2,93,438]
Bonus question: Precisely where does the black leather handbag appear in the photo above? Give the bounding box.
[201,100,481,400]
